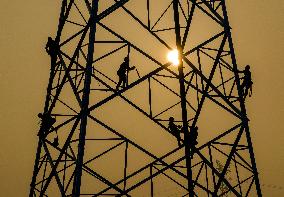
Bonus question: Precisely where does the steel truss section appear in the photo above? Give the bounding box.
[30,0,262,196]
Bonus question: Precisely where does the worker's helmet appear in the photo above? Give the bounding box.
[169,117,174,122]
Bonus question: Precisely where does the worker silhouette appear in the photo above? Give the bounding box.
[168,117,183,146]
[45,37,59,66]
[189,126,198,147]
[237,65,253,99]
[38,113,56,131]
[116,57,135,90]
[38,113,59,147]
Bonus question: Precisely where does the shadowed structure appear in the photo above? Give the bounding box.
[29,0,262,196]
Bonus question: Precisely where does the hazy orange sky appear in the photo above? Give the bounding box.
[0,0,283,196]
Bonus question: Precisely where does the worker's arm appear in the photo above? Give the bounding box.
[128,66,135,71]
[235,68,245,73]
[230,66,244,73]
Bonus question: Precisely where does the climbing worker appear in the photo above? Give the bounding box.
[116,57,135,90]
[45,37,59,66]
[189,126,198,147]
[168,117,183,146]
[38,113,59,147]
[38,113,56,133]
[237,65,253,99]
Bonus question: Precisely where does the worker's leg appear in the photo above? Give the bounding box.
[243,86,249,99]
[248,82,253,97]
[240,81,246,96]
[122,76,127,88]
[176,135,182,146]
[50,52,57,68]
[116,76,122,90]
[249,86,253,97]
[177,138,181,146]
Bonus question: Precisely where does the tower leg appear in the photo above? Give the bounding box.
[173,0,194,196]
[221,1,262,196]
[72,1,99,196]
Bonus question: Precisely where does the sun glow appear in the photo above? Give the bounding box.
[167,49,180,66]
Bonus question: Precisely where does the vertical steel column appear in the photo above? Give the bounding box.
[172,0,194,196]
[29,1,68,196]
[72,1,99,196]
[221,1,262,196]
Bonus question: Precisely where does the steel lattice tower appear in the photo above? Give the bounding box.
[30,0,262,196]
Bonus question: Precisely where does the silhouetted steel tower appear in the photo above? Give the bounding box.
[30,0,262,196]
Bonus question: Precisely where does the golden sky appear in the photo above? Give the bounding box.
[0,0,283,196]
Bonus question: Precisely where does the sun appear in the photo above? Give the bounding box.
[167,49,180,66]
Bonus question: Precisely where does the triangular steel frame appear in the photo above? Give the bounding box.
[29,0,262,196]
